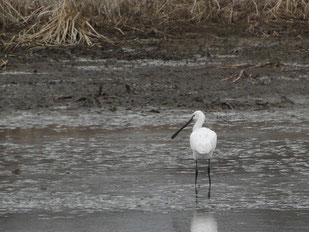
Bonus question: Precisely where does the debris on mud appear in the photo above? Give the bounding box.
[0,34,308,112]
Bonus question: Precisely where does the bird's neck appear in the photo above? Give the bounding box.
[193,117,205,131]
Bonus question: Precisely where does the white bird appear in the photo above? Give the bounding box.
[171,110,217,194]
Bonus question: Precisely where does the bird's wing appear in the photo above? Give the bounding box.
[190,128,217,154]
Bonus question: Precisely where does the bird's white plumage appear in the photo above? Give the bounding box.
[190,128,217,160]
[190,111,217,160]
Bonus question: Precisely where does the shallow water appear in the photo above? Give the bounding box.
[0,109,308,231]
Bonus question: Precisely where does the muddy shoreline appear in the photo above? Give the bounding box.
[1,34,308,112]
[1,31,309,231]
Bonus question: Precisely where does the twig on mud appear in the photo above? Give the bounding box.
[55,95,73,101]
[0,59,8,69]
[219,61,273,70]
[232,69,245,82]
[254,61,274,68]
[222,69,252,82]
[193,61,274,72]
[221,61,273,82]
[97,85,103,97]
[101,95,122,99]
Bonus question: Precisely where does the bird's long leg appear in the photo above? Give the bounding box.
[207,159,212,198]
[208,159,211,187]
[195,160,198,193]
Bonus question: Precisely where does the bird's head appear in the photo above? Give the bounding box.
[192,110,205,121]
[171,110,205,139]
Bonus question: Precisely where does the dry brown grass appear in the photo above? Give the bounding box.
[2,0,110,49]
[1,0,309,48]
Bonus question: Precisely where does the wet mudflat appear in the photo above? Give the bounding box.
[1,36,309,111]
[0,109,308,231]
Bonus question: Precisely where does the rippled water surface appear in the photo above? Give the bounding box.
[0,109,308,231]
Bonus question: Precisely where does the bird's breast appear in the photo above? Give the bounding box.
[190,127,217,155]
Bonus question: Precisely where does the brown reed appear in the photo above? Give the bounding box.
[1,0,308,48]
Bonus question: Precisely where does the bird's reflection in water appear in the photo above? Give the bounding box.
[191,210,218,232]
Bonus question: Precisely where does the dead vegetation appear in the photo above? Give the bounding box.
[1,0,109,49]
[0,59,8,69]
[1,0,309,48]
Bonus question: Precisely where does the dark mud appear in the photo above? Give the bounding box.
[1,34,309,111]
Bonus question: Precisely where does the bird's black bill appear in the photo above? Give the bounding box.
[171,116,193,139]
